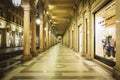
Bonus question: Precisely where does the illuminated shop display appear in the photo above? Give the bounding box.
[95,2,116,61]
[78,26,83,54]
[5,24,23,47]
[6,32,10,47]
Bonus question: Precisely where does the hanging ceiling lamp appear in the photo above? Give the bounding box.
[12,0,22,7]
[36,18,41,25]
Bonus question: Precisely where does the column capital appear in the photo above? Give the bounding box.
[22,4,30,11]
[22,0,30,4]
[21,0,30,11]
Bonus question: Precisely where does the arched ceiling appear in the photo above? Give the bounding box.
[34,0,79,36]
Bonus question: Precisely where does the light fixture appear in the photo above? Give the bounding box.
[36,18,41,25]
[7,33,10,36]
[12,0,22,7]
[44,27,47,31]
[46,11,49,15]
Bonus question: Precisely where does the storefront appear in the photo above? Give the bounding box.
[78,25,83,54]
[94,1,116,66]
[18,27,23,46]
[15,26,22,47]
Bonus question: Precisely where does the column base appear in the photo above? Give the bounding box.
[85,53,92,60]
[21,54,32,61]
[81,54,85,57]
[113,66,120,80]
[31,51,38,57]
[39,49,44,53]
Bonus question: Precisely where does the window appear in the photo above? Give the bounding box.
[95,2,116,62]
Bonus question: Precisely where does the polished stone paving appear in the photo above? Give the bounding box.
[1,44,116,80]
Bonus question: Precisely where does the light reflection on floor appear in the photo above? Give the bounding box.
[1,44,116,80]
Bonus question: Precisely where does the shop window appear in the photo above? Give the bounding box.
[78,26,83,53]
[94,1,116,65]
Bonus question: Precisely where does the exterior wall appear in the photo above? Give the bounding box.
[113,0,120,79]
[63,0,114,58]
[0,1,24,48]
[63,0,120,79]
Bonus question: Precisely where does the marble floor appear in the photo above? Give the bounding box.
[1,44,116,80]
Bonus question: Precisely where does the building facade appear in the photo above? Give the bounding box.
[62,0,120,79]
[0,0,120,79]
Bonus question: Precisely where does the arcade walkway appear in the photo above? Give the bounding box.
[2,44,116,80]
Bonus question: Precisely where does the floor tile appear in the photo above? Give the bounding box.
[1,44,116,80]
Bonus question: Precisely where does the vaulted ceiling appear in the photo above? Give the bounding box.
[35,0,79,35]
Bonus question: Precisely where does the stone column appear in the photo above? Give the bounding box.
[51,32,53,46]
[21,3,32,61]
[46,23,49,49]
[113,0,120,79]
[74,25,79,52]
[31,10,37,56]
[86,8,92,59]
[52,33,54,46]
[39,16,44,52]
[48,27,50,48]
[68,30,70,48]
[67,31,68,47]
[44,28,46,49]
[50,32,52,47]
[82,11,87,57]
[48,30,51,48]
[70,28,72,48]
[74,8,78,52]
[81,15,85,56]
